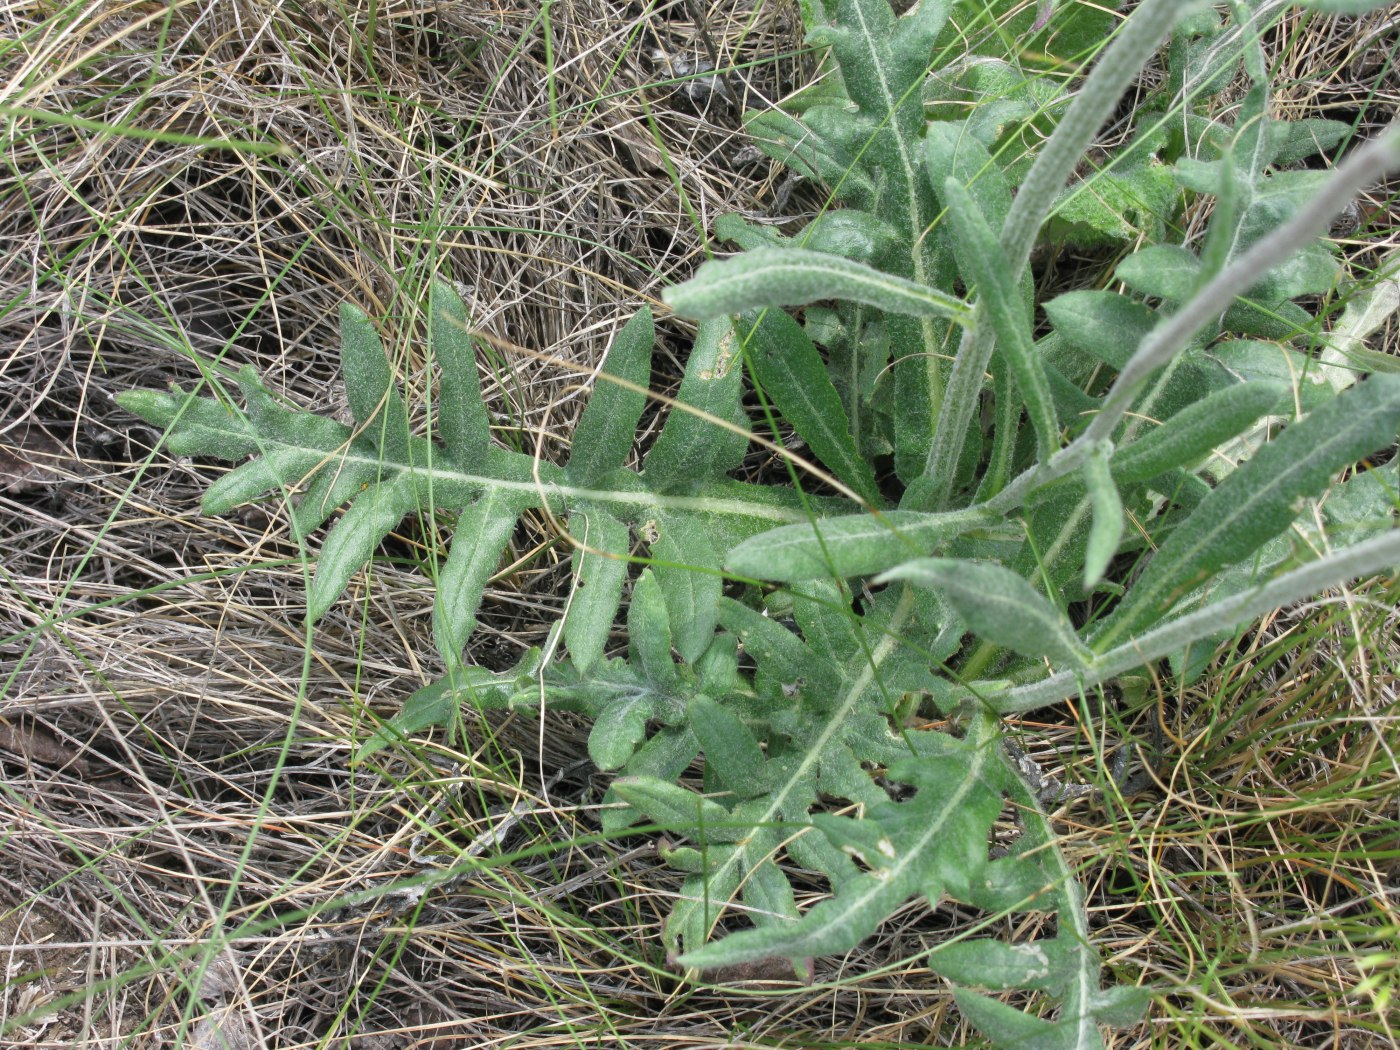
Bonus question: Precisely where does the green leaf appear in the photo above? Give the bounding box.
[564,508,631,673]
[891,313,949,486]
[677,717,1006,969]
[742,108,878,209]
[119,342,839,663]
[790,579,861,665]
[1090,984,1151,1028]
[1221,298,1314,342]
[953,989,1075,1049]
[649,512,722,665]
[119,373,277,463]
[810,0,947,129]
[714,211,785,251]
[644,319,748,489]
[429,279,490,460]
[689,695,768,800]
[1295,0,1397,12]
[1044,161,1176,247]
[1044,291,1156,370]
[340,302,410,460]
[1115,244,1200,301]
[610,776,743,843]
[601,726,700,834]
[943,176,1059,460]
[589,694,654,771]
[1272,119,1350,168]
[738,848,801,930]
[798,210,900,263]
[964,852,1060,913]
[717,597,840,696]
[1081,442,1122,590]
[928,937,1073,993]
[567,308,654,484]
[203,446,328,516]
[1323,467,1400,543]
[307,473,417,623]
[695,634,739,694]
[877,558,1093,669]
[739,310,881,505]
[1110,381,1285,484]
[1097,373,1400,647]
[357,666,511,760]
[925,121,1014,230]
[1003,530,1400,715]
[707,693,929,942]
[287,462,379,539]
[727,508,998,582]
[627,569,676,686]
[663,248,969,323]
[433,489,524,664]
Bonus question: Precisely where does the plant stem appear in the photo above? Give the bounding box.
[998,0,1183,283]
[993,529,1400,714]
[984,126,1400,520]
[920,0,1185,509]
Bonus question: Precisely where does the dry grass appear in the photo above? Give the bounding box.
[2,1,1398,1047]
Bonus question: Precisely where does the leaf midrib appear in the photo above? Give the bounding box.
[201,423,827,526]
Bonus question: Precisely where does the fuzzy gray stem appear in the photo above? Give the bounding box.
[998,0,1184,282]
[993,529,1400,715]
[1083,126,1400,447]
[985,126,1400,519]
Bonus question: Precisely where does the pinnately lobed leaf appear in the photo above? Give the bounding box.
[739,309,882,506]
[563,508,631,674]
[1109,381,1286,484]
[1296,0,1398,13]
[117,3,1400,1047]
[307,473,417,624]
[942,177,1059,461]
[1081,441,1123,590]
[643,318,749,488]
[433,489,529,666]
[648,512,722,664]
[678,713,1007,971]
[340,303,410,461]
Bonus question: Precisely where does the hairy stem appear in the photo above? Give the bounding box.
[984,126,1400,519]
[993,529,1400,714]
